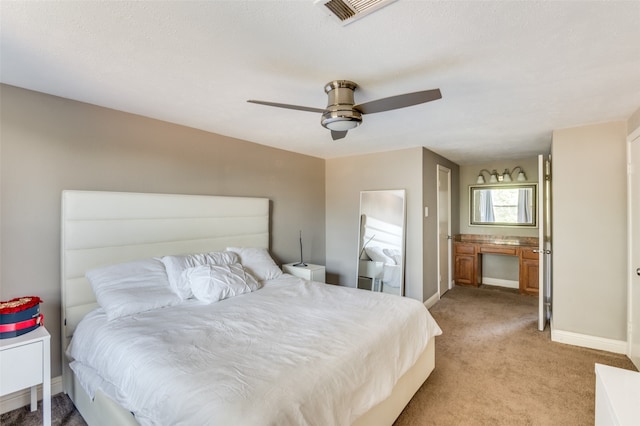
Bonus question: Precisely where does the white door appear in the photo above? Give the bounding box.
[437,165,452,297]
[628,131,640,369]
[537,155,552,331]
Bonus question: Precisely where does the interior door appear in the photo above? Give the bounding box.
[437,165,452,297]
[537,154,552,331]
[629,132,640,369]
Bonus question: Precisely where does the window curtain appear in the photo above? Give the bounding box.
[479,191,495,222]
[517,189,532,223]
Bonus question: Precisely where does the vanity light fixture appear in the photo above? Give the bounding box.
[476,169,499,184]
[502,166,527,182]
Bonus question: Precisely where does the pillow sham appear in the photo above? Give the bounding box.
[365,246,394,264]
[86,258,181,321]
[225,247,283,281]
[183,263,261,303]
[383,248,402,265]
[161,251,239,299]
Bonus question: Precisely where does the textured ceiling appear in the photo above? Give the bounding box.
[1,1,639,164]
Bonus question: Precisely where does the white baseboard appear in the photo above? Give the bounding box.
[551,326,627,354]
[482,277,519,289]
[0,375,63,414]
[424,292,440,309]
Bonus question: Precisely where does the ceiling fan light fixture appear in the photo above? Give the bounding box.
[321,80,362,131]
[321,113,362,131]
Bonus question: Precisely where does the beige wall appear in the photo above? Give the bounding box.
[628,106,640,136]
[552,120,627,341]
[422,149,460,299]
[325,147,459,302]
[0,84,326,377]
[458,157,540,284]
[459,157,540,237]
[325,148,422,299]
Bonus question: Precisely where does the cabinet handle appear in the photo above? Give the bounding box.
[637,268,640,276]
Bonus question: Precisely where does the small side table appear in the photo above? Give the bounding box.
[0,326,51,426]
[282,263,326,283]
[595,363,640,425]
[358,260,384,291]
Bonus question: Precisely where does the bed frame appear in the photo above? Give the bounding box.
[61,190,435,425]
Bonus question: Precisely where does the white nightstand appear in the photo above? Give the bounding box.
[0,326,51,426]
[595,363,640,425]
[358,260,384,291]
[282,263,326,283]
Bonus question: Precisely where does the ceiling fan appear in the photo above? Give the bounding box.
[247,80,442,140]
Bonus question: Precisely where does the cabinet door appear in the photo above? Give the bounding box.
[520,258,539,295]
[454,255,476,286]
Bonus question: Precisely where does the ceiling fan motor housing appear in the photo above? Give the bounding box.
[321,80,362,131]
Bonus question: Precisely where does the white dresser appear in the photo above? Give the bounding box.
[282,263,326,283]
[595,363,640,426]
[0,326,51,426]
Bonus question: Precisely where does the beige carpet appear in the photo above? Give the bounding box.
[394,285,636,426]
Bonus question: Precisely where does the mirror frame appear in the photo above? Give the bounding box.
[469,183,538,227]
[356,189,406,296]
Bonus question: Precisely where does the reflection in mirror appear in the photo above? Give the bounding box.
[357,190,406,296]
[470,184,537,227]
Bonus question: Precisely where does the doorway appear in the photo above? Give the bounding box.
[628,129,640,369]
[437,165,452,297]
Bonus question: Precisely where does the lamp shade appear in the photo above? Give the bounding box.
[323,117,360,131]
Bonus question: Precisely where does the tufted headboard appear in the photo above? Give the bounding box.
[61,190,269,392]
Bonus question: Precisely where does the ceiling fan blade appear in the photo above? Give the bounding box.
[247,100,325,114]
[354,88,442,115]
[331,130,348,140]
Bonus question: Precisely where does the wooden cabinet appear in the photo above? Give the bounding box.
[454,243,478,286]
[453,236,539,295]
[520,247,539,295]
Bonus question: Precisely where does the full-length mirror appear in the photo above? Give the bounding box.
[357,190,406,296]
[470,184,537,227]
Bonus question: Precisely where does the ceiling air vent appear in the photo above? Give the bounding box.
[314,0,399,26]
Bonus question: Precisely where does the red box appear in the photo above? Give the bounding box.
[0,296,43,339]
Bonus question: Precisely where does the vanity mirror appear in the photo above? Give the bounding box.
[356,190,406,296]
[470,184,537,227]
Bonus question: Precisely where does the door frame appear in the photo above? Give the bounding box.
[437,165,453,298]
[627,126,640,368]
[538,155,552,331]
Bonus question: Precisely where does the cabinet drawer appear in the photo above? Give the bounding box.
[479,245,517,256]
[521,248,539,260]
[0,341,43,395]
[454,243,475,255]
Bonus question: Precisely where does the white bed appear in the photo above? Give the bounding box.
[61,190,441,426]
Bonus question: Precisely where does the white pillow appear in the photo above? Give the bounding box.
[161,251,239,299]
[365,246,394,264]
[225,247,283,281]
[383,248,402,265]
[86,258,181,321]
[183,264,261,303]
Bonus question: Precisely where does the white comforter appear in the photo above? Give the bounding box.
[67,275,442,426]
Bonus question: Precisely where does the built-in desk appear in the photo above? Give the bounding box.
[453,234,539,295]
